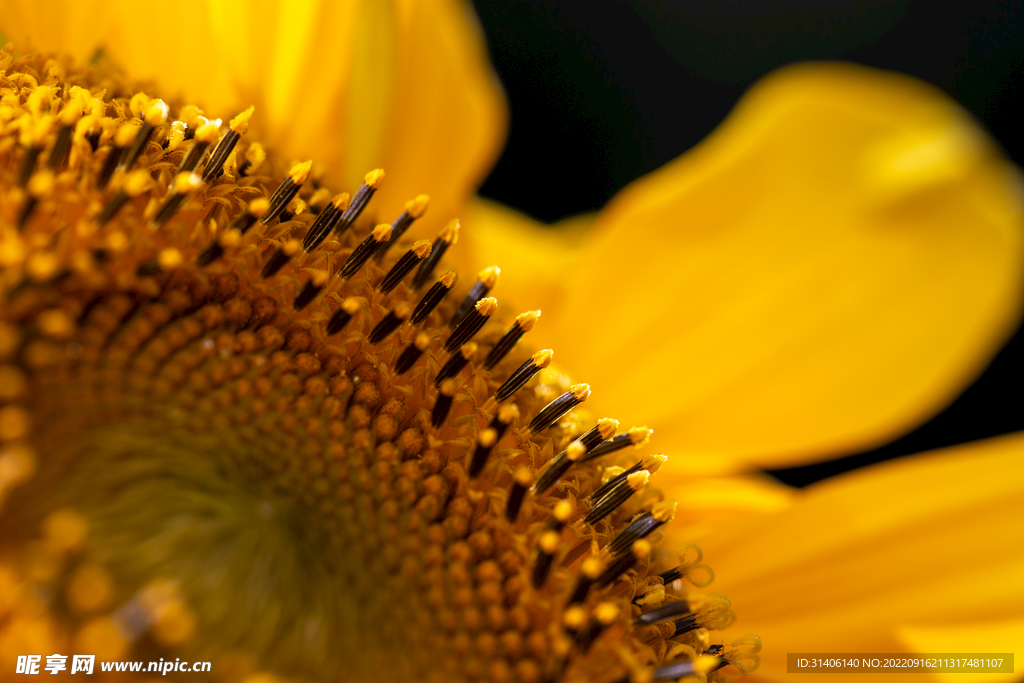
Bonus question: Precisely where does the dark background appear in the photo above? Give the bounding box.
[470,0,1024,487]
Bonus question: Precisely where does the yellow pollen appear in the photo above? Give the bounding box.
[439,269,458,288]
[364,168,386,187]
[288,159,313,184]
[652,501,677,523]
[566,441,586,461]
[157,248,183,270]
[475,296,498,316]
[643,454,668,473]
[597,418,619,440]
[532,348,555,368]
[172,171,202,194]
[331,192,352,211]
[439,218,460,244]
[342,297,362,315]
[230,105,255,133]
[497,403,520,423]
[539,530,560,554]
[405,193,430,217]
[478,265,501,288]
[114,122,138,147]
[195,118,223,142]
[626,471,650,491]
[628,426,653,447]
[123,169,153,196]
[249,197,271,218]
[516,309,541,331]
[371,223,392,242]
[553,499,574,522]
[570,383,591,401]
[412,239,433,258]
[144,99,170,125]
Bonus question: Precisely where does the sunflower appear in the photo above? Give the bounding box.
[0,2,1022,683]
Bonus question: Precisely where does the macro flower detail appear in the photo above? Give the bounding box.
[0,47,761,683]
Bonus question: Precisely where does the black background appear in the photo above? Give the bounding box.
[470,0,1024,486]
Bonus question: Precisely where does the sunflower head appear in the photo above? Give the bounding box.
[0,46,759,682]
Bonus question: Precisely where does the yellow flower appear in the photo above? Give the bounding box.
[1,2,1023,683]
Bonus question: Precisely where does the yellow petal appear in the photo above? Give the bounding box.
[460,198,592,324]
[0,0,507,225]
[549,63,1024,472]
[674,433,1024,682]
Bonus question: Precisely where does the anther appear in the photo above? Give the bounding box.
[151,172,202,228]
[606,501,677,556]
[394,332,431,374]
[532,529,561,589]
[202,106,253,183]
[568,557,605,605]
[431,379,457,428]
[260,160,311,226]
[533,441,587,496]
[412,219,459,289]
[374,194,430,261]
[450,266,500,327]
[596,539,651,588]
[633,600,692,627]
[467,404,519,478]
[338,223,392,280]
[47,100,83,171]
[17,170,54,230]
[378,240,432,294]
[292,270,331,311]
[369,303,412,344]
[506,466,533,523]
[671,604,735,637]
[136,248,183,276]
[576,418,620,452]
[483,310,541,369]
[120,99,169,172]
[584,470,649,525]
[410,270,457,325]
[195,197,270,266]
[591,454,666,502]
[277,197,306,223]
[237,141,266,177]
[444,296,496,352]
[527,383,591,433]
[95,170,151,226]
[494,349,554,403]
[581,426,653,463]
[301,192,351,253]
[650,655,726,681]
[331,168,385,238]
[575,602,620,652]
[326,298,362,335]
[177,118,221,173]
[97,123,138,189]
[433,342,477,387]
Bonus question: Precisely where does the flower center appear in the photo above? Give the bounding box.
[0,47,759,682]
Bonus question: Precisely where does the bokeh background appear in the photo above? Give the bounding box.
[469,0,1024,487]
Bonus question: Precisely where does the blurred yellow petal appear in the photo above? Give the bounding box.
[677,433,1024,682]
[0,0,506,226]
[461,198,592,321]
[547,63,1024,472]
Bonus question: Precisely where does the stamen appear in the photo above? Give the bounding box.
[378,240,432,294]
[338,223,392,280]
[576,418,620,452]
[575,602,619,652]
[260,160,311,226]
[583,470,649,525]
[467,404,519,477]
[17,116,51,188]
[277,197,306,223]
[591,454,666,502]
[581,425,653,462]
[431,379,457,428]
[483,310,540,369]
[595,539,651,588]
[201,106,253,182]
[650,654,726,681]
[369,303,412,344]
[433,342,477,387]
[374,194,430,261]
[300,192,351,254]
[531,529,560,588]
[97,123,138,189]
[633,600,692,627]
[568,557,605,605]
[237,141,265,177]
[292,270,331,311]
[177,118,221,173]
[526,383,590,433]
[606,501,676,556]
[326,298,362,335]
[95,170,152,227]
[195,197,270,266]
[506,466,533,522]
[394,332,432,374]
[533,441,587,496]
[136,248,183,276]
[332,168,385,237]
[17,170,54,230]
[450,266,500,328]
[410,270,458,325]
[444,297,496,353]
[150,172,202,228]
[47,100,83,171]
[494,349,553,403]
[412,219,459,289]
[119,99,168,172]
